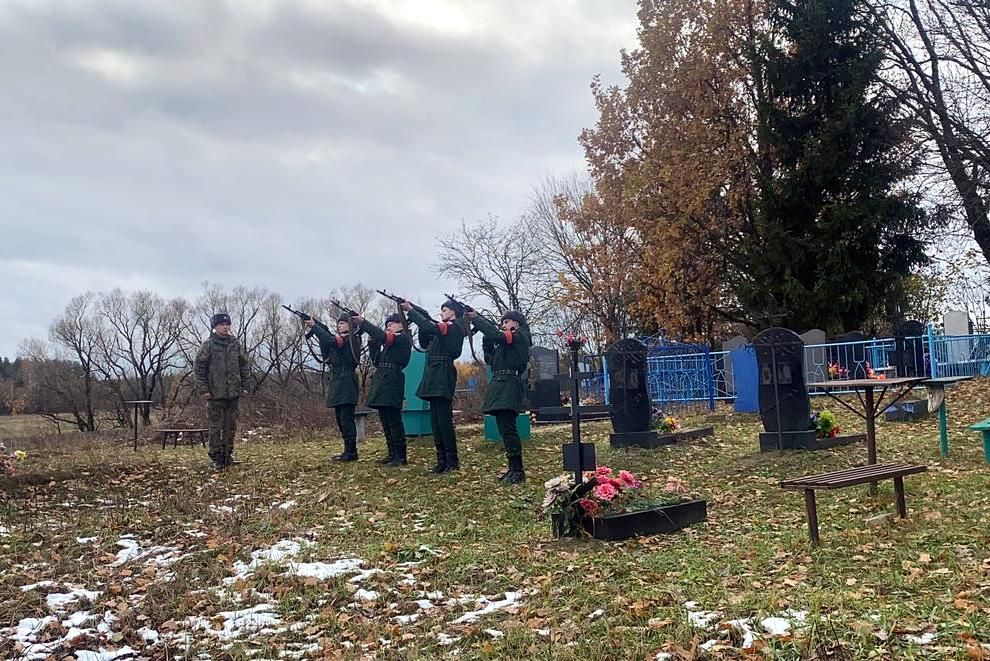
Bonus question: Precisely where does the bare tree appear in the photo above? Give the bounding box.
[433,216,558,326]
[47,294,102,431]
[873,0,990,263]
[91,289,189,426]
[19,338,107,432]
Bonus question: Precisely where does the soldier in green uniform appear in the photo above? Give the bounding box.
[401,299,465,474]
[194,313,251,471]
[304,314,362,461]
[355,311,412,466]
[467,309,531,484]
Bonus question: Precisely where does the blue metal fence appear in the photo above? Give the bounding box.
[595,330,990,412]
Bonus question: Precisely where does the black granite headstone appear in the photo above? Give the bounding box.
[606,338,651,434]
[528,346,562,409]
[892,320,926,378]
[753,328,817,451]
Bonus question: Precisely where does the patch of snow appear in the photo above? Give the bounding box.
[587,608,605,620]
[21,580,56,591]
[354,589,379,601]
[278,500,297,510]
[536,628,550,637]
[484,629,505,639]
[137,627,160,643]
[74,647,138,661]
[393,614,420,625]
[437,633,461,646]
[62,611,94,627]
[700,639,718,651]
[347,567,383,583]
[782,609,808,623]
[726,619,757,649]
[188,604,283,641]
[114,539,142,564]
[655,654,673,661]
[77,536,97,544]
[0,525,9,535]
[289,558,363,580]
[761,617,792,636]
[905,632,936,645]
[451,592,523,624]
[686,609,721,630]
[46,588,101,610]
[413,599,435,610]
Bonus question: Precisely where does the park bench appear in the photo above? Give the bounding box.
[779,462,928,545]
[156,428,208,449]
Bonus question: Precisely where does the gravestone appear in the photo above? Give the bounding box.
[832,330,868,379]
[753,328,817,451]
[885,320,929,421]
[800,328,828,383]
[943,311,970,337]
[528,346,562,410]
[943,311,970,366]
[891,320,926,378]
[606,338,657,448]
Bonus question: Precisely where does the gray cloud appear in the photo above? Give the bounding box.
[0,0,637,356]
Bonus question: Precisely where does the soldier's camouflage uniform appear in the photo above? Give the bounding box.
[194,332,251,467]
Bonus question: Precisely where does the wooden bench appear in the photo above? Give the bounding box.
[780,462,928,545]
[157,428,208,449]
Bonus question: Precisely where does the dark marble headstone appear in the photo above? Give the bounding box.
[606,338,651,434]
[891,320,926,378]
[753,328,817,451]
[528,346,562,409]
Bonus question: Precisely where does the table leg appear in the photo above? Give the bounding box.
[804,489,820,546]
[982,431,990,464]
[133,404,139,451]
[939,400,949,459]
[864,386,877,495]
[893,476,907,518]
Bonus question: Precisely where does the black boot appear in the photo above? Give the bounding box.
[430,440,447,474]
[445,449,460,472]
[377,440,395,465]
[335,436,358,462]
[388,437,407,466]
[502,455,525,485]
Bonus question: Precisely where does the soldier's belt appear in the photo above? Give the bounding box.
[428,356,455,364]
[493,369,519,376]
[378,362,402,370]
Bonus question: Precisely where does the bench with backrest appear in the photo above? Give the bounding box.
[156,428,209,449]
[779,462,928,545]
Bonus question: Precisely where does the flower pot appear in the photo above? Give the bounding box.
[550,512,578,538]
[580,499,707,541]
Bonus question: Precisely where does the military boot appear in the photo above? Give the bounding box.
[388,438,407,466]
[444,446,460,472]
[429,439,447,474]
[502,456,525,485]
[334,437,359,462]
[376,439,395,465]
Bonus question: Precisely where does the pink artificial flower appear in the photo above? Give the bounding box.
[593,482,618,502]
[608,477,625,490]
[595,466,612,476]
[665,477,687,495]
[577,498,600,516]
[618,470,641,487]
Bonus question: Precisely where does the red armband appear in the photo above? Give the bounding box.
[335,336,345,348]
[438,322,449,336]
[385,331,395,347]
[502,330,514,345]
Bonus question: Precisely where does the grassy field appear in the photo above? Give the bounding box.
[2,381,990,660]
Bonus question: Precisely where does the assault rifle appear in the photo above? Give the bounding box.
[443,293,495,332]
[376,290,439,324]
[329,299,361,318]
[281,304,330,333]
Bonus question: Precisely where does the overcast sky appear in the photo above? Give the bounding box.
[0,0,638,357]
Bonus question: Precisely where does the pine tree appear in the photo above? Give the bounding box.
[738,0,928,333]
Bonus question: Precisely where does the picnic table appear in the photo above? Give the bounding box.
[807,377,925,492]
[920,376,972,458]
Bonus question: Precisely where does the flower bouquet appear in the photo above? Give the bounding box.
[557,330,587,351]
[0,442,26,477]
[541,466,706,540]
[651,409,680,434]
[809,409,841,439]
[827,362,848,379]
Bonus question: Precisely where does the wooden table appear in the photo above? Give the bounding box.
[807,378,925,492]
[920,376,972,458]
[123,400,154,451]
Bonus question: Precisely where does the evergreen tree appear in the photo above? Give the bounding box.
[738,0,928,333]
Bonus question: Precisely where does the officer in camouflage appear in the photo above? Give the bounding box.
[402,299,465,474]
[304,314,362,461]
[355,311,412,466]
[467,309,531,484]
[194,313,251,471]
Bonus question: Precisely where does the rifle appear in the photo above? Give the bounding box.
[443,293,495,334]
[329,299,361,318]
[281,304,330,333]
[376,290,439,324]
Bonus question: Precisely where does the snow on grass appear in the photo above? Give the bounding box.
[20,580,56,591]
[450,592,523,624]
[77,536,98,544]
[46,588,101,610]
[187,604,283,641]
[74,647,138,661]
